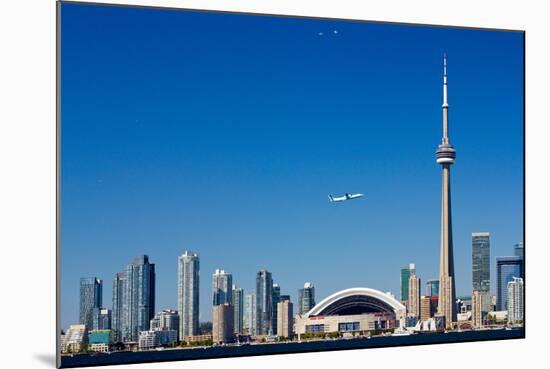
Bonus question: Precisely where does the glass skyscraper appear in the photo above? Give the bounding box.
[178,251,200,339]
[92,308,112,330]
[79,277,102,330]
[472,233,491,293]
[426,279,440,297]
[212,269,232,306]
[496,256,524,311]
[271,283,281,335]
[514,241,524,258]
[255,270,273,336]
[400,264,415,303]
[232,285,244,334]
[298,282,316,315]
[244,291,256,335]
[111,272,125,342]
[122,255,156,342]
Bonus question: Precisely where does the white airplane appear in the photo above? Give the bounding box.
[328,193,364,202]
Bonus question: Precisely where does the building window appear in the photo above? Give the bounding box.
[338,322,360,332]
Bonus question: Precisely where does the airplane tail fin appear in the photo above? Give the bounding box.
[328,195,333,202]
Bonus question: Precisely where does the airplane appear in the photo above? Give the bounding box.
[328,193,364,202]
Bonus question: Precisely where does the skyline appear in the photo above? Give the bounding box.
[60,3,524,329]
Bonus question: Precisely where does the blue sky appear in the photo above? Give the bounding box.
[60,3,523,328]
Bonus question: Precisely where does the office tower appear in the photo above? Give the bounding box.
[178,251,200,339]
[298,282,316,315]
[111,272,125,342]
[507,277,524,324]
[426,279,440,297]
[277,300,293,338]
[420,296,432,321]
[212,303,234,343]
[472,291,484,328]
[280,294,290,302]
[436,54,457,328]
[122,255,156,342]
[244,291,256,335]
[79,277,103,330]
[150,309,180,340]
[472,232,491,293]
[271,283,281,335]
[400,264,415,303]
[514,241,524,258]
[92,308,112,330]
[255,270,273,336]
[408,273,421,318]
[232,285,244,334]
[212,269,233,306]
[496,256,524,311]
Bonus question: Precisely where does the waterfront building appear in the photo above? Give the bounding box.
[298,282,316,315]
[472,233,491,294]
[244,291,256,335]
[400,264,415,304]
[150,309,180,341]
[79,277,102,330]
[295,288,406,337]
[88,329,112,353]
[178,251,200,339]
[507,277,524,324]
[212,303,235,343]
[436,54,458,328]
[408,273,421,318]
[277,300,293,338]
[111,272,125,342]
[426,279,440,297]
[61,324,88,354]
[138,329,177,350]
[92,308,112,330]
[255,270,273,336]
[212,269,232,306]
[271,283,281,335]
[232,285,244,334]
[496,256,524,310]
[121,255,156,342]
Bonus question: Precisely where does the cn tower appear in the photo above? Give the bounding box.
[436,53,457,328]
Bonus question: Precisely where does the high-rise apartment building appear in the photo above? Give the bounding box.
[79,277,103,331]
[298,282,316,315]
[212,269,232,306]
[178,251,200,339]
[232,285,244,334]
[255,270,273,336]
[277,300,293,338]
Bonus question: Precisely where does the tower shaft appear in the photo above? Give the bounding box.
[435,54,457,328]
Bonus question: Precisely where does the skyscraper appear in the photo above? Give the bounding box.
[255,270,273,336]
[244,291,256,336]
[408,273,421,318]
[436,54,457,328]
[496,256,524,311]
[400,264,415,303]
[507,277,524,324]
[513,241,524,258]
[426,279,440,297]
[472,233,491,293]
[298,282,316,315]
[92,308,112,330]
[471,290,484,328]
[277,300,293,339]
[212,303,234,343]
[232,285,244,334]
[212,269,232,306]
[79,277,102,330]
[178,251,200,339]
[122,255,155,342]
[111,272,125,342]
[271,283,281,335]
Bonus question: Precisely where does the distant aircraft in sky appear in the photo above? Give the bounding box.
[328,193,364,202]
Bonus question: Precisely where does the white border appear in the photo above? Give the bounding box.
[1,1,548,369]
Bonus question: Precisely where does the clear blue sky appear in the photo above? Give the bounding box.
[60,3,523,329]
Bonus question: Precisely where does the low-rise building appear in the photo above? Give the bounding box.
[61,324,88,354]
[138,329,177,350]
[88,330,112,353]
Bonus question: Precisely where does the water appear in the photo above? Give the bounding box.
[61,328,524,368]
